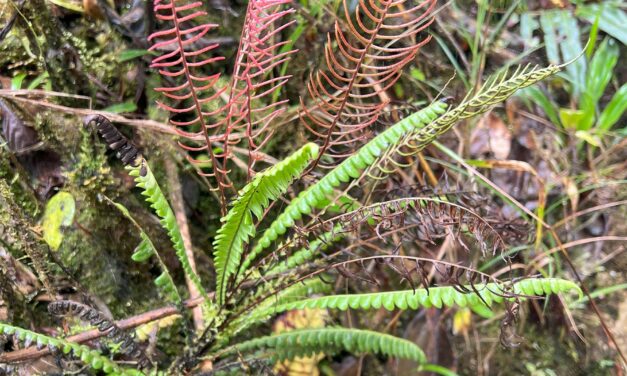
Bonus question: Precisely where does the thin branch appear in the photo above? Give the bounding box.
[0,296,207,363]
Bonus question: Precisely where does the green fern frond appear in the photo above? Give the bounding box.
[220,327,426,364]
[243,102,449,274]
[214,143,319,305]
[245,278,581,319]
[254,277,331,311]
[426,64,559,138]
[107,199,181,304]
[0,323,142,375]
[127,160,210,303]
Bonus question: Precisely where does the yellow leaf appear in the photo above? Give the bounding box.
[273,309,327,375]
[42,192,76,251]
[453,308,471,336]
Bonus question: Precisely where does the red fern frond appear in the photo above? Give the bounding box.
[301,0,436,168]
[149,0,296,197]
[216,0,297,179]
[149,0,230,214]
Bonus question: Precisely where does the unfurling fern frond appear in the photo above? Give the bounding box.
[302,0,437,166]
[85,114,141,166]
[214,143,319,305]
[48,301,150,369]
[0,323,141,375]
[219,327,426,365]
[85,115,210,305]
[245,278,582,320]
[218,0,297,178]
[149,0,230,211]
[241,102,448,272]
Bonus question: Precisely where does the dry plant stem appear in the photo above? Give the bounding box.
[442,144,627,365]
[0,91,278,165]
[552,200,627,229]
[417,152,438,186]
[0,296,207,363]
[164,158,204,332]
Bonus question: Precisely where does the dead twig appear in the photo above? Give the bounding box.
[0,296,207,363]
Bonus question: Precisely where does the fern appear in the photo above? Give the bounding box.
[223,277,331,341]
[85,114,208,304]
[127,161,211,304]
[149,0,298,200]
[213,143,319,305]
[302,0,437,164]
[266,225,344,276]
[241,101,448,273]
[47,300,150,369]
[149,0,230,210]
[371,65,563,175]
[220,327,426,364]
[0,323,142,375]
[217,0,297,177]
[107,199,181,304]
[244,278,582,319]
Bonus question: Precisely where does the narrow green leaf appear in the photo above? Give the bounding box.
[580,38,619,130]
[118,49,156,62]
[11,73,27,90]
[26,72,50,90]
[576,3,627,45]
[103,101,138,114]
[540,11,586,98]
[597,83,627,133]
[518,86,561,127]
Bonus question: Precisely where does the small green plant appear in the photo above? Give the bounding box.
[520,8,626,146]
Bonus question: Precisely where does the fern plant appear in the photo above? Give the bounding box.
[0,0,583,374]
